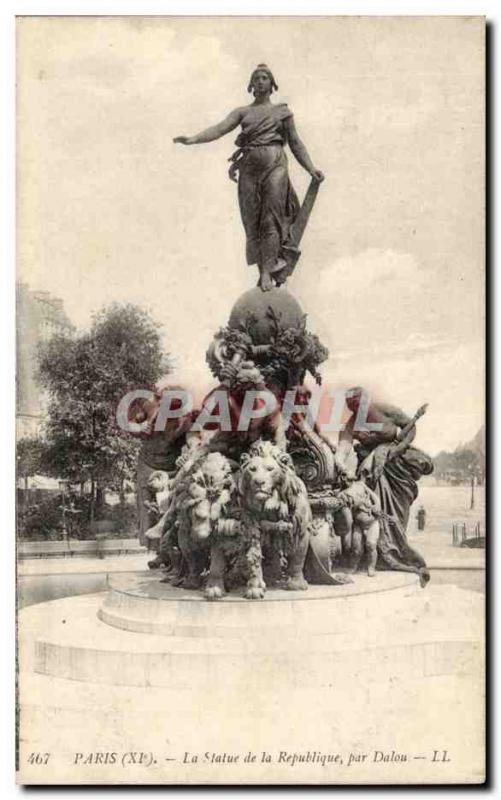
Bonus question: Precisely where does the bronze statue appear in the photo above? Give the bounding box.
[170,451,243,599]
[239,440,312,598]
[328,465,382,577]
[174,64,324,291]
[339,389,433,586]
[155,440,320,601]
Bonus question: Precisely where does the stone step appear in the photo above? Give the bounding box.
[18,581,484,690]
[99,571,422,637]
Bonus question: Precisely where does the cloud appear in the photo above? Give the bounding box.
[356,85,440,136]
[17,18,484,456]
[316,248,424,297]
[335,332,462,364]
[319,339,484,455]
[297,248,433,361]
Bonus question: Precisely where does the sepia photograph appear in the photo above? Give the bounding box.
[14,13,485,785]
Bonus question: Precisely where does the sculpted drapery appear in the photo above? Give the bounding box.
[229,102,300,271]
[174,64,323,290]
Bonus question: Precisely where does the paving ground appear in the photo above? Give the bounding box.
[407,483,485,567]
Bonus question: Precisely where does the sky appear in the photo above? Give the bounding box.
[17,16,485,454]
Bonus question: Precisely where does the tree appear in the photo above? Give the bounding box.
[433,442,483,484]
[37,303,171,521]
[453,447,478,475]
[16,436,45,498]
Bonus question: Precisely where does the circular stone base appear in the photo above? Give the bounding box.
[99,571,420,637]
[18,578,484,783]
[18,573,483,690]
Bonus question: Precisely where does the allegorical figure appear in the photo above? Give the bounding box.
[174,64,324,291]
[128,387,198,548]
[339,388,433,586]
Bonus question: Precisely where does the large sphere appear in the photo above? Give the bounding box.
[228,287,305,344]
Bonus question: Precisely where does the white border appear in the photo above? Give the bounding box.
[1,2,497,797]
[4,1,498,15]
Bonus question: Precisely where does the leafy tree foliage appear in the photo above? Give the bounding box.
[16,436,46,491]
[433,441,485,485]
[37,303,170,518]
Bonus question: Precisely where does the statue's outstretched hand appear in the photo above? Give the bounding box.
[311,169,325,183]
[173,136,192,145]
[228,162,239,183]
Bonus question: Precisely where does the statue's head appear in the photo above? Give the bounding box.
[129,384,192,437]
[345,386,364,413]
[147,470,169,494]
[334,458,356,490]
[248,64,278,96]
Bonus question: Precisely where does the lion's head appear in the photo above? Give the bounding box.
[184,452,236,540]
[239,440,305,516]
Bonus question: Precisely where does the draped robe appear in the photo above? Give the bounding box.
[229,104,300,270]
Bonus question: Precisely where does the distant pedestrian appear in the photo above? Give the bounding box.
[416,505,426,532]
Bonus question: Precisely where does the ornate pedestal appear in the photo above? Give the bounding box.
[18,573,484,783]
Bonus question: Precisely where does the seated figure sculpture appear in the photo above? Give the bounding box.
[338,388,433,587]
[130,385,197,555]
[329,463,382,577]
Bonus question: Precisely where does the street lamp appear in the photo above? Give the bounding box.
[470,469,475,511]
[58,480,68,541]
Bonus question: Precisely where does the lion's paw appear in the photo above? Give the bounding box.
[245,585,266,600]
[204,585,224,601]
[286,575,309,591]
[331,572,354,585]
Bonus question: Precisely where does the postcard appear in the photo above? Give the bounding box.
[16,15,485,784]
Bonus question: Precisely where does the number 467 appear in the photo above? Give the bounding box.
[28,753,50,765]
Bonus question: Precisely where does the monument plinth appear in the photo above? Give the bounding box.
[19,574,482,709]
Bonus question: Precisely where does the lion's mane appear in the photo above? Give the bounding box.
[239,440,309,521]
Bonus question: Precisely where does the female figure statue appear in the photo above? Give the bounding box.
[174,64,324,291]
[338,388,433,587]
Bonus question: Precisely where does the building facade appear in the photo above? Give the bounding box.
[16,283,73,439]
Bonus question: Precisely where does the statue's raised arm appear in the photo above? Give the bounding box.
[173,108,242,146]
[173,64,325,291]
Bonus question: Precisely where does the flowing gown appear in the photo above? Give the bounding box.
[229,103,300,270]
[357,439,434,577]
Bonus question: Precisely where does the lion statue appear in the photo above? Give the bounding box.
[239,439,312,599]
[161,450,243,600]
